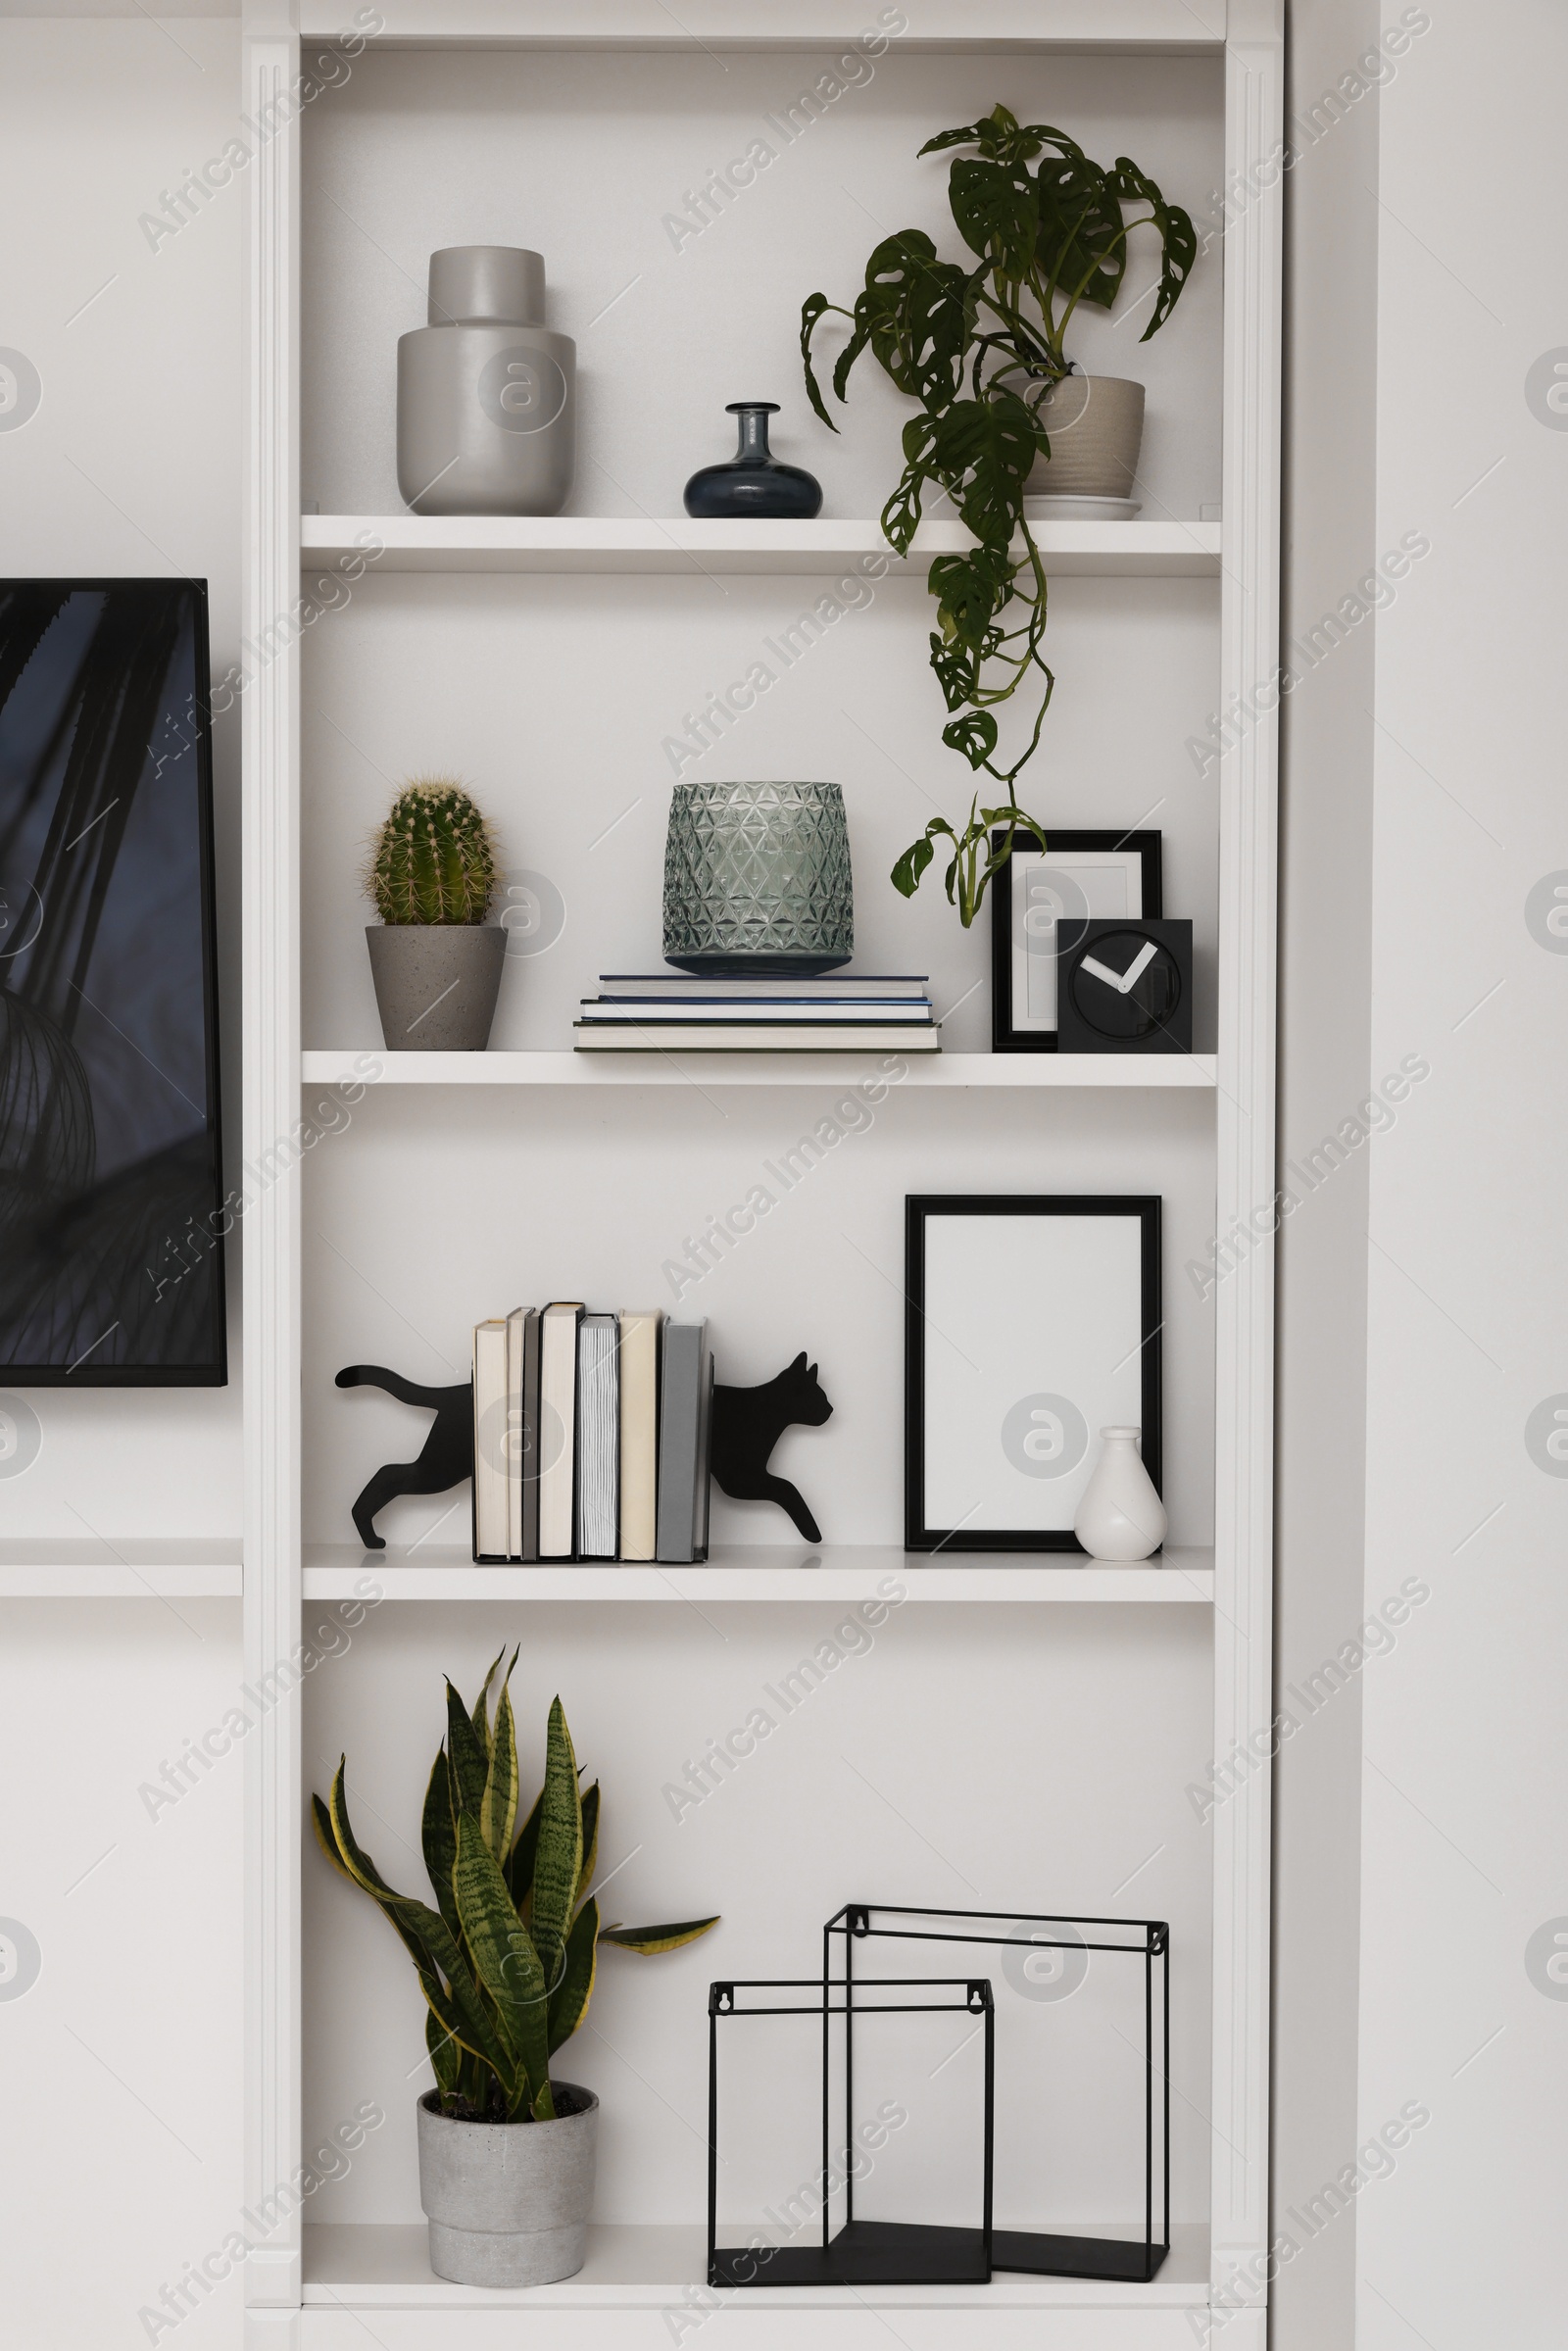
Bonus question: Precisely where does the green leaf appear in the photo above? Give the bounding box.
[454,1812,550,2100]
[470,1648,505,1758]
[426,2003,462,2104]
[947,156,1039,277]
[1107,158,1198,339]
[576,1783,601,1908]
[481,1653,520,1865]
[530,1698,583,1997]
[891,829,941,900]
[600,1917,721,1954]
[942,711,1000,773]
[507,1785,544,1910]
[799,291,843,432]
[445,1678,489,1825]
[421,1748,461,1940]
[548,1896,600,2056]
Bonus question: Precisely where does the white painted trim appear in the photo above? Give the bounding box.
[243,0,304,2321]
[1209,0,1283,2315]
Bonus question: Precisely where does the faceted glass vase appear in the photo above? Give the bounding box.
[662,780,854,975]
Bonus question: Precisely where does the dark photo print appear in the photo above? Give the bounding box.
[0,579,225,1383]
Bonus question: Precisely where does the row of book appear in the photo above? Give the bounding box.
[472,1306,712,1564]
[574,971,941,1053]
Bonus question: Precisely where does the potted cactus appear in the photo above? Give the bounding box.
[365,776,506,1050]
[314,1654,717,2288]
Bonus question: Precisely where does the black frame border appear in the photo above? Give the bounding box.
[991,829,1163,1053]
[904,1194,1161,1552]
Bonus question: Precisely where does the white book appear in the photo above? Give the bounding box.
[599,973,929,998]
[577,1001,934,1023]
[618,1310,663,1561]
[472,1319,510,1562]
[505,1306,526,1560]
[576,1314,620,1559]
[575,1021,940,1053]
[538,1302,583,1558]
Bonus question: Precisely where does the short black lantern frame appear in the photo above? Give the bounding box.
[824,1904,1170,2283]
[706,1975,995,2288]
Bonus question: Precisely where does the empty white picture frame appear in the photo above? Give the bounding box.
[991,831,1162,1049]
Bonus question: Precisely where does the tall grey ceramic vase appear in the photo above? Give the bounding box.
[662,780,854,975]
[397,246,575,517]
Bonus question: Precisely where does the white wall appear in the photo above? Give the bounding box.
[1357,0,1568,2342]
[0,20,247,2351]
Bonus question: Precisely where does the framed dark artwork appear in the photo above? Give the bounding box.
[1055,918,1194,1055]
[0,580,226,1384]
[905,1196,1160,1552]
[990,830,1162,1052]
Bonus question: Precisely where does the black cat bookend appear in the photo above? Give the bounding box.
[710,1351,832,1543]
[336,1365,473,1551]
[336,1347,831,1551]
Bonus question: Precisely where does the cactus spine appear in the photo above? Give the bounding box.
[368,777,499,926]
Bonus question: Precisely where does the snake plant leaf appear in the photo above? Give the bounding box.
[470,1647,505,1757]
[425,2004,462,2102]
[421,1747,461,1940]
[445,1678,490,1826]
[548,1896,599,2057]
[530,1697,583,1997]
[312,1791,354,1881]
[453,1812,549,2099]
[481,1656,520,1864]
[575,1783,601,1909]
[600,1917,721,1954]
[507,1784,544,1910]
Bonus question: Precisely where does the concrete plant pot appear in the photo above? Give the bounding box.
[366,924,505,1051]
[1025,373,1147,499]
[416,2086,599,2287]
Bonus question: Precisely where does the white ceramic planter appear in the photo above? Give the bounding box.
[1025,374,1146,499]
[1073,1426,1167,1561]
[366,924,505,1051]
[416,2086,599,2287]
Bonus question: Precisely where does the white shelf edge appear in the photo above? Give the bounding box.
[0,1540,243,1599]
[302,1050,1219,1090]
[302,2220,1212,2309]
[302,514,1222,579]
[305,1543,1214,1603]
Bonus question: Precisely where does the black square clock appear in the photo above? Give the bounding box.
[1054,918,1194,1053]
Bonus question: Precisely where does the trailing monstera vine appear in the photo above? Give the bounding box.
[801,102,1197,921]
[314,1654,717,2122]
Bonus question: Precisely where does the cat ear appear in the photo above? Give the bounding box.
[808,1362,817,1379]
[790,1350,807,1368]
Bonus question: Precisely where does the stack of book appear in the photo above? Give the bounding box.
[574,972,940,1052]
[471,1307,712,1565]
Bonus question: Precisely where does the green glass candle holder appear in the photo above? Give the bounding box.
[662,780,854,976]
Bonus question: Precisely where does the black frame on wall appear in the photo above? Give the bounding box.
[904,1194,1162,1552]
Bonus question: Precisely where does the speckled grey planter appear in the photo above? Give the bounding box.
[416,2086,599,2287]
[366,925,505,1051]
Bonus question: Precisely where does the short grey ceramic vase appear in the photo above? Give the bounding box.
[366,925,506,1050]
[662,780,854,975]
[416,2086,599,2288]
[397,246,576,517]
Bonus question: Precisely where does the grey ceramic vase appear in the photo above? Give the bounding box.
[416,2087,599,2287]
[1024,374,1146,498]
[397,247,576,517]
[366,925,505,1050]
[662,780,854,975]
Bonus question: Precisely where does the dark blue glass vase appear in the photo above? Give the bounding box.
[683,402,823,519]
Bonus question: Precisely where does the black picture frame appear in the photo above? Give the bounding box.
[0,578,226,1385]
[905,1196,1161,1552]
[991,829,1163,1053]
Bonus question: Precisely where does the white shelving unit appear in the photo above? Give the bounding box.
[0,1538,243,1599]
[303,1050,1219,1088]
[243,5,1281,2346]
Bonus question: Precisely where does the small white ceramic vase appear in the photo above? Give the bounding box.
[1073,1426,1166,1561]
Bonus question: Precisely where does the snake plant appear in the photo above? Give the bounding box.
[314,1653,718,2122]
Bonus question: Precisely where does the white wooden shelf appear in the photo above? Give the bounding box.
[303,514,1222,579]
[302,2219,1211,2314]
[303,1049,1218,1090]
[0,1538,242,1598]
[305,1542,1213,1602]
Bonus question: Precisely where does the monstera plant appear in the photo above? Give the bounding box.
[801,102,1197,922]
[314,1653,717,2123]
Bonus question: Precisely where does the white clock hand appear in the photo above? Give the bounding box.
[1078,955,1125,989]
[1115,940,1159,994]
